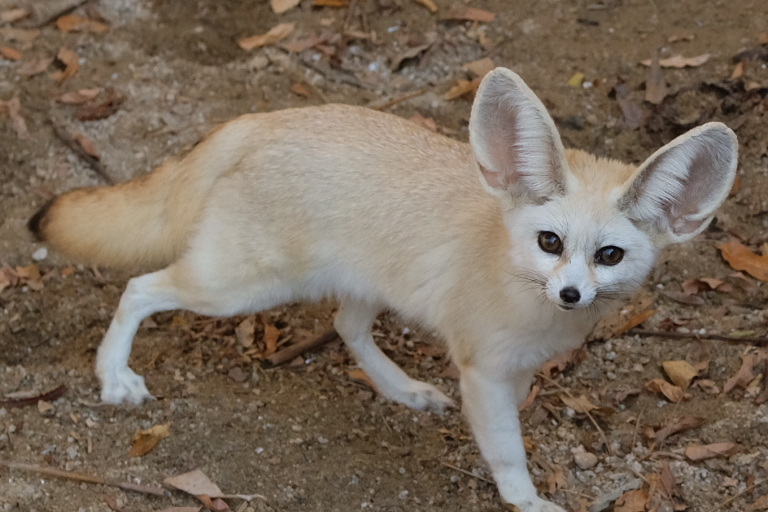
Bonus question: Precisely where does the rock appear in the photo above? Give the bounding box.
[574,451,598,470]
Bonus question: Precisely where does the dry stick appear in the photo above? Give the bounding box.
[261,329,340,368]
[369,87,431,111]
[706,476,768,512]
[629,328,768,346]
[537,372,613,456]
[440,461,494,485]
[0,384,67,409]
[0,461,166,496]
[629,403,647,454]
[49,121,115,185]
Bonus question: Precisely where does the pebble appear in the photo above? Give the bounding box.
[32,247,47,261]
[574,451,598,470]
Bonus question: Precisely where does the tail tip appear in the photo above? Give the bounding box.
[28,198,55,241]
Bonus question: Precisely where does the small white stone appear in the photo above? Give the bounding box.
[32,247,47,261]
[574,451,598,470]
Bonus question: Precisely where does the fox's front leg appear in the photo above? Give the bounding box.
[459,365,566,512]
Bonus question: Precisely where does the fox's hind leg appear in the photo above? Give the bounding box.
[334,298,454,414]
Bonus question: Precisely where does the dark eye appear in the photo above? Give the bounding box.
[538,231,563,255]
[596,246,624,266]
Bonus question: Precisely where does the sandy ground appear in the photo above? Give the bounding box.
[1,1,768,511]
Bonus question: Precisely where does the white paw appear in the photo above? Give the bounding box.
[100,367,154,405]
[398,380,455,414]
[511,497,567,512]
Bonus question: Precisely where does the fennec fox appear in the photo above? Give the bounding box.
[29,68,738,511]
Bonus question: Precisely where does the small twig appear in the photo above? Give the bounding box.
[440,461,494,484]
[537,373,613,455]
[0,384,67,409]
[49,120,114,184]
[369,87,431,111]
[630,329,768,346]
[706,476,767,512]
[630,403,647,453]
[0,461,166,496]
[261,329,340,368]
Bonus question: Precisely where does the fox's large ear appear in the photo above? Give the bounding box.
[469,68,569,201]
[619,122,738,246]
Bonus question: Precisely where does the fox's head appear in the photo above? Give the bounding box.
[469,68,738,312]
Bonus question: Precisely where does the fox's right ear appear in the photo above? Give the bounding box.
[469,68,568,202]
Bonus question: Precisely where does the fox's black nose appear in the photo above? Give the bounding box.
[560,287,581,304]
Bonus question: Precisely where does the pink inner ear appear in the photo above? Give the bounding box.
[479,164,505,189]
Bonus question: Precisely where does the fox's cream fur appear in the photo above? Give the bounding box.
[30,68,738,512]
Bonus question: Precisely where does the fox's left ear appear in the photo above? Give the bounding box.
[619,122,738,246]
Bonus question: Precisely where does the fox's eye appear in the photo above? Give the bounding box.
[538,231,563,255]
[596,246,624,266]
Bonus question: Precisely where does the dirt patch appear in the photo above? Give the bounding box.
[1,1,768,511]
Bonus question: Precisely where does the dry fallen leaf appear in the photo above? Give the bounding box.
[238,23,295,51]
[746,495,768,512]
[155,507,202,512]
[645,53,667,105]
[75,88,125,121]
[281,35,325,53]
[52,47,80,82]
[681,277,732,295]
[684,442,741,461]
[57,88,102,104]
[270,0,302,14]
[662,360,699,391]
[17,57,53,77]
[164,469,224,497]
[1,8,29,23]
[614,488,649,512]
[441,7,495,23]
[263,323,280,356]
[463,57,495,78]
[289,82,312,97]
[567,72,585,88]
[614,308,656,336]
[546,464,567,494]
[0,96,28,139]
[0,27,40,46]
[72,133,100,159]
[413,0,438,13]
[613,82,644,130]
[724,350,766,394]
[444,77,481,100]
[732,61,746,79]
[719,240,768,281]
[56,14,109,33]
[235,316,256,347]
[652,416,705,444]
[645,378,685,402]
[348,368,377,390]
[640,54,710,68]
[0,45,21,60]
[313,0,349,6]
[130,422,171,457]
[560,394,597,414]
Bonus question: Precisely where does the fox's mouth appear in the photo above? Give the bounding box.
[556,304,574,311]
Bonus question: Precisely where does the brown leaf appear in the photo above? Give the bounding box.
[17,57,53,77]
[546,464,567,494]
[724,351,766,393]
[235,317,256,348]
[52,47,79,82]
[75,88,125,121]
[0,46,21,60]
[646,53,668,104]
[1,8,29,23]
[164,469,224,497]
[615,488,649,512]
[614,82,644,130]
[263,323,280,356]
[660,290,705,305]
[72,133,101,159]
[289,82,312,97]
[659,462,678,497]
[238,23,295,51]
[540,347,585,377]
[441,7,496,22]
[645,378,685,402]
[130,422,171,457]
[444,77,481,100]
[732,61,746,79]
[270,0,302,14]
[560,394,597,414]
[662,360,699,391]
[463,57,495,78]
[413,0,438,13]
[746,495,768,512]
[719,240,768,281]
[640,54,710,68]
[348,368,377,391]
[684,442,741,461]
[0,27,40,45]
[155,508,202,512]
[281,35,325,53]
[0,96,28,139]
[56,88,102,104]
[614,308,656,336]
[56,14,109,33]
[653,416,705,444]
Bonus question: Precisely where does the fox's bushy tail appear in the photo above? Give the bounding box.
[29,122,244,269]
